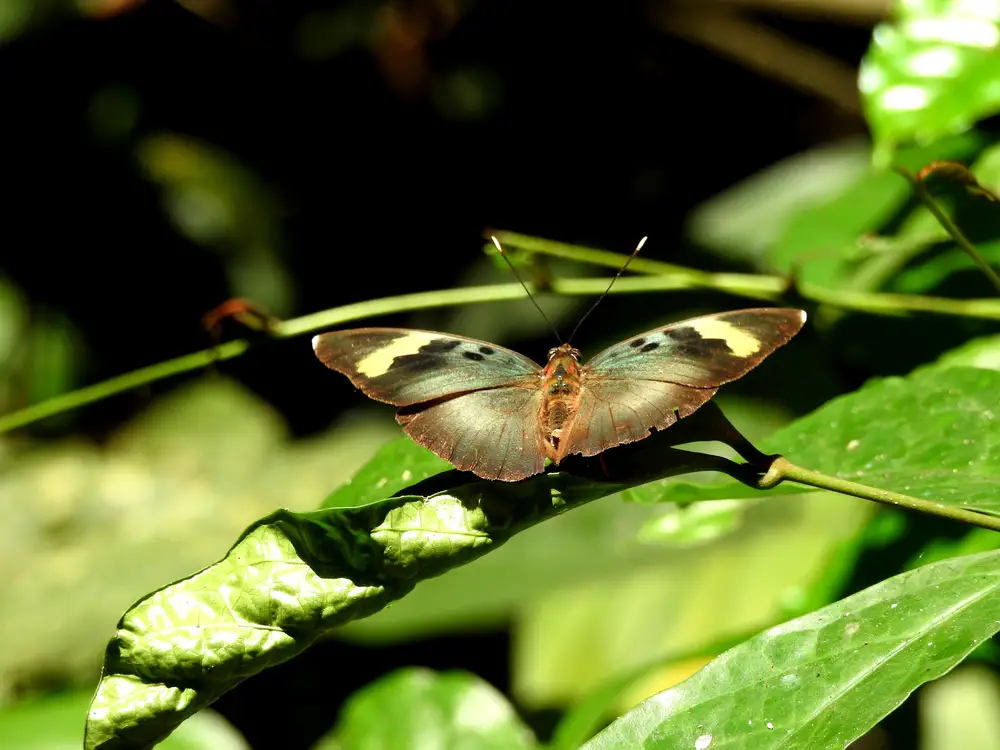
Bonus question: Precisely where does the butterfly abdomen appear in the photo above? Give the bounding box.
[539,352,583,462]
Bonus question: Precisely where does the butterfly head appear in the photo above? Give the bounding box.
[548,343,582,362]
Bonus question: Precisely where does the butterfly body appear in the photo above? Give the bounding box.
[539,344,583,464]
[313,308,806,482]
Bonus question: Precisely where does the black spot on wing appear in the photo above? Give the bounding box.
[384,339,462,375]
[386,353,443,375]
[478,346,496,355]
[663,326,733,356]
[463,351,485,362]
[640,342,659,353]
[630,338,646,348]
[419,339,462,353]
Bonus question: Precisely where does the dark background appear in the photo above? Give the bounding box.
[0,1,886,746]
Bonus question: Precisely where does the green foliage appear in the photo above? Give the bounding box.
[651,365,1000,510]
[14,1,1000,748]
[861,0,1000,166]
[0,690,247,750]
[311,669,537,750]
[91,434,821,746]
[581,550,1000,749]
[136,134,293,315]
[0,378,394,706]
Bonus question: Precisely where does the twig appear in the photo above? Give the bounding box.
[760,457,1000,533]
[895,166,1000,296]
[8,231,1000,434]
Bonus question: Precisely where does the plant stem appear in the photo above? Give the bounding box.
[797,283,1000,319]
[0,341,249,435]
[494,231,1000,319]
[761,457,1000,533]
[895,167,1000,296]
[0,276,757,434]
[494,230,787,299]
[9,227,1000,435]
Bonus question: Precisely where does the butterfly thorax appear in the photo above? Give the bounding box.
[539,344,583,462]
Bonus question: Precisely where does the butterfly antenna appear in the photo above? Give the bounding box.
[568,236,647,343]
[491,235,563,343]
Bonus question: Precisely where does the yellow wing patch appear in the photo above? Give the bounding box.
[688,318,761,357]
[354,331,441,377]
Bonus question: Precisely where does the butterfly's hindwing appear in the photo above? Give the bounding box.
[559,379,717,460]
[584,308,806,388]
[397,387,545,481]
[313,328,542,406]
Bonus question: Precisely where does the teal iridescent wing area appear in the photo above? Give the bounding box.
[556,308,806,461]
[397,386,545,481]
[312,328,542,406]
[583,308,806,388]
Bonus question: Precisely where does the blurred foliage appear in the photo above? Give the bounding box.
[6,0,1000,748]
[136,134,294,316]
[0,689,248,750]
[919,665,1000,750]
[312,669,537,750]
[0,377,395,702]
[861,0,1000,166]
[0,276,84,425]
[581,549,1000,750]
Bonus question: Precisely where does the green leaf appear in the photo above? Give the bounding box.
[549,663,660,750]
[580,550,1000,749]
[686,132,980,287]
[634,500,747,547]
[544,509,905,750]
[860,0,1000,166]
[686,139,877,267]
[83,455,705,748]
[773,366,1000,512]
[649,366,1000,514]
[511,493,872,709]
[0,377,393,700]
[766,134,981,287]
[907,527,1000,571]
[311,668,536,750]
[926,332,1000,371]
[322,438,452,508]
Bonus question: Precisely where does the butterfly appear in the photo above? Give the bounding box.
[312,307,806,482]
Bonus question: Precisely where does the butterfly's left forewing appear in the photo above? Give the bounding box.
[313,328,548,481]
[313,328,542,405]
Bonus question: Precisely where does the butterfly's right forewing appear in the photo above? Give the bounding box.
[585,308,806,388]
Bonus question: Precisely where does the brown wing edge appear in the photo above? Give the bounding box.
[395,390,547,482]
[556,381,719,463]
